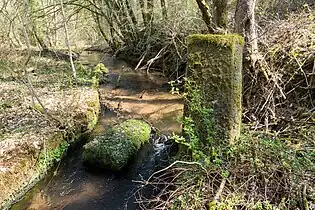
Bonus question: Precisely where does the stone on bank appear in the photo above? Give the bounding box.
[83,119,151,171]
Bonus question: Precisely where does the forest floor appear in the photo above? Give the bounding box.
[0,53,100,209]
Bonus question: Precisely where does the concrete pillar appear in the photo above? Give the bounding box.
[185,34,244,145]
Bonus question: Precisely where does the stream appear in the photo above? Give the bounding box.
[11,51,183,210]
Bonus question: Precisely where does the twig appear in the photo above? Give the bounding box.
[302,184,310,210]
[146,46,167,75]
[135,51,147,70]
[213,178,226,202]
[146,160,207,182]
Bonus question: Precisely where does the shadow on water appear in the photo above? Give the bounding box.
[11,52,183,210]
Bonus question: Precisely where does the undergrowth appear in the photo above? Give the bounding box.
[136,78,315,210]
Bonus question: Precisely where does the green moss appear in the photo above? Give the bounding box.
[37,132,69,173]
[187,34,245,49]
[76,63,109,88]
[213,0,228,28]
[94,63,109,74]
[83,119,151,171]
[37,141,69,171]
[183,33,243,157]
[32,103,44,113]
[113,119,151,148]
[1,134,69,210]
[86,94,100,130]
[86,109,98,130]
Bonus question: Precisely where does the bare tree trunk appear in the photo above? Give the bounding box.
[53,0,58,46]
[29,0,48,50]
[125,0,137,26]
[213,0,228,29]
[235,0,258,67]
[161,0,168,20]
[139,0,147,26]
[33,26,47,50]
[105,0,134,40]
[60,0,77,79]
[147,0,154,23]
[20,0,50,116]
[94,14,113,47]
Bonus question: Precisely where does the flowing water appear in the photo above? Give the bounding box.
[11,51,183,210]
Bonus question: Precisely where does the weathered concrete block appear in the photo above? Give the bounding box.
[186,34,244,144]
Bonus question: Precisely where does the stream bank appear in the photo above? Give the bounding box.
[9,52,183,210]
[0,51,101,210]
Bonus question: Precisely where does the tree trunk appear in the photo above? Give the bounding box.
[33,26,48,50]
[213,0,228,29]
[60,0,77,79]
[112,0,134,40]
[94,14,113,48]
[161,0,168,20]
[125,0,137,26]
[147,0,154,23]
[195,0,215,33]
[234,0,258,67]
[29,0,47,50]
[139,0,147,26]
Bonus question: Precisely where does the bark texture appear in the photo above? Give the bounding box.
[161,0,168,19]
[235,0,258,66]
[195,0,216,33]
[213,0,228,29]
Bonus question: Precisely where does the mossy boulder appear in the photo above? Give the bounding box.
[83,119,151,171]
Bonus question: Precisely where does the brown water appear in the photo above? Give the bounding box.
[11,52,183,210]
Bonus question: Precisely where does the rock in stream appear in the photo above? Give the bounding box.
[83,119,151,171]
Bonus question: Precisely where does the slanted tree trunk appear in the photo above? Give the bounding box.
[33,26,48,50]
[104,1,127,34]
[112,0,134,40]
[94,14,113,48]
[235,0,258,67]
[195,0,216,33]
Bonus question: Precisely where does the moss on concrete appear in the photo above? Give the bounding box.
[0,132,67,210]
[185,34,244,145]
[188,34,245,49]
[83,119,151,171]
[0,90,100,210]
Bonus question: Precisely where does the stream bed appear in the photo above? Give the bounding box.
[11,52,183,210]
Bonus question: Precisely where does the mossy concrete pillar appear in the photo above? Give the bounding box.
[185,34,244,145]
